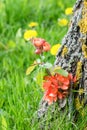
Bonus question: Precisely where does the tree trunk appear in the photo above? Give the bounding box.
[37,0,87,124]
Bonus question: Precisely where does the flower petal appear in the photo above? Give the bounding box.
[65,7,73,15]
[43,81,51,90]
[57,92,63,99]
[28,22,38,27]
[58,18,68,26]
[50,44,61,55]
[61,85,69,90]
[24,30,37,41]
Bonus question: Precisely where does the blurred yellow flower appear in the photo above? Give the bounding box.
[24,30,38,41]
[28,22,38,27]
[50,44,61,55]
[65,7,73,15]
[58,18,68,26]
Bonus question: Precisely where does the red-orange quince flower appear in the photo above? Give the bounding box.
[31,38,50,54]
[43,73,74,105]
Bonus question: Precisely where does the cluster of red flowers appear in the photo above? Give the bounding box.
[43,73,74,105]
[31,38,50,54]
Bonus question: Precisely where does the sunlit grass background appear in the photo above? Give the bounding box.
[0,0,87,129]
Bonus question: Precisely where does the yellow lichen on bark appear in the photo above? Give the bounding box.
[84,0,87,7]
[78,19,87,33]
[78,88,84,95]
[76,61,82,82]
[61,46,68,57]
[82,44,87,58]
[75,97,84,110]
[78,0,87,33]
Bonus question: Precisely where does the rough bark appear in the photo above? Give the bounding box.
[36,0,87,123]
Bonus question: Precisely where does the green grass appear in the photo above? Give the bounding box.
[0,0,87,129]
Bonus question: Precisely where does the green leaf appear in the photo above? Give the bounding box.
[43,62,52,69]
[0,42,7,50]
[36,69,44,86]
[26,64,37,75]
[7,40,16,48]
[36,69,45,87]
[1,116,7,130]
[55,68,68,77]
[57,1,64,10]
[0,99,4,108]
[49,67,68,77]
[16,28,22,39]
[49,66,61,75]
[53,66,61,71]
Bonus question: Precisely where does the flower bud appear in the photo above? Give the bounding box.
[35,49,42,54]
[33,38,45,47]
[43,42,50,51]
